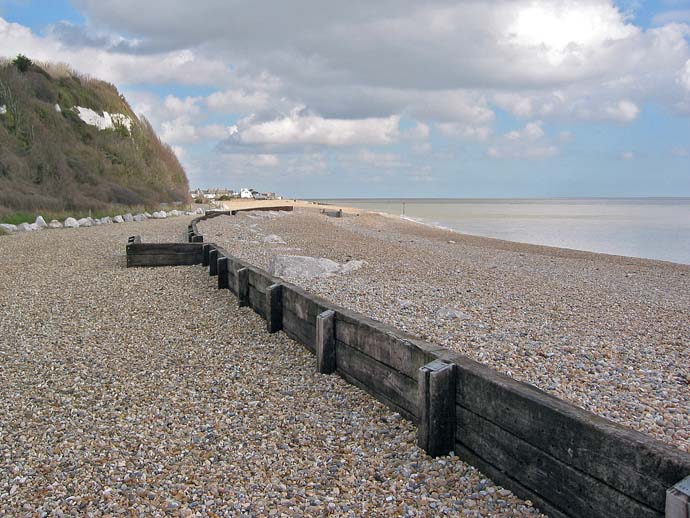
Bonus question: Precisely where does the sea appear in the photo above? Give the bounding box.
[316,198,690,265]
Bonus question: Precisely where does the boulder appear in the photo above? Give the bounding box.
[16,222,33,232]
[64,217,79,228]
[169,209,180,217]
[268,255,342,279]
[34,216,48,229]
[0,223,17,233]
[133,214,147,222]
[152,211,167,219]
[340,260,366,274]
[77,217,93,227]
[48,220,62,229]
[435,307,472,320]
[93,219,102,225]
[263,234,286,245]
[123,213,134,222]
[195,207,204,214]
[100,216,113,224]
[144,212,152,218]
[112,215,125,223]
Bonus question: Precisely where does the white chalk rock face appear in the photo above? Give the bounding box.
[16,223,33,232]
[268,255,342,279]
[264,234,286,245]
[77,217,92,227]
[34,216,48,229]
[112,215,125,223]
[0,223,17,233]
[64,217,79,228]
[123,213,134,222]
[48,220,62,229]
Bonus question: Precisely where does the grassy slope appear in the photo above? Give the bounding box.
[0,60,190,218]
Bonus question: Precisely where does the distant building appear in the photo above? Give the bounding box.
[191,187,280,201]
[240,188,254,199]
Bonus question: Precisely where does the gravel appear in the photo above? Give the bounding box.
[200,209,690,454]
[0,219,544,516]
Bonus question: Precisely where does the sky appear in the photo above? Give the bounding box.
[1,0,689,198]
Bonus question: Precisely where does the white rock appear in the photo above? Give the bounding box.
[123,213,134,223]
[195,208,204,214]
[340,260,366,274]
[64,217,79,228]
[48,220,62,229]
[100,216,113,225]
[77,217,93,227]
[152,211,167,219]
[112,215,125,223]
[0,223,17,233]
[268,255,342,279]
[54,103,61,113]
[435,307,472,320]
[0,105,6,115]
[263,234,286,245]
[133,214,147,222]
[144,212,152,218]
[169,209,180,217]
[16,223,33,232]
[93,219,102,225]
[34,216,48,229]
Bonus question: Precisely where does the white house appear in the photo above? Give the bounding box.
[240,188,254,199]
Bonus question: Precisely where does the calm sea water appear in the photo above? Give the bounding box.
[316,198,690,265]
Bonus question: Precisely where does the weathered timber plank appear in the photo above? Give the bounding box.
[282,285,334,322]
[218,257,229,289]
[316,310,336,374]
[126,254,203,267]
[209,249,218,276]
[455,406,660,518]
[335,316,442,380]
[127,243,202,255]
[418,360,456,457]
[454,442,568,518]
[266,284,283,333]
[439,350,690,512]
[337,369,414,422]
[247,285,266,318]
[335,340,417,418]
[282,308,316,352]
[237,268,249,307]
[246,268,276,295]
[202,244,211,266]
[127,235,142,244]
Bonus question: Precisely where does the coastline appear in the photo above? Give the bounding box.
[221,198,690,269]
[200,207,690,453]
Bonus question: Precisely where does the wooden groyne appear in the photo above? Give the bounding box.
[126,208,690,518]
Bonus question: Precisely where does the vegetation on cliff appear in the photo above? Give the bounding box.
[0,56,189,218]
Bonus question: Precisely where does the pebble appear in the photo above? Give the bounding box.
[0,217,543,517]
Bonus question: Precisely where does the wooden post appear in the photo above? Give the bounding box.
[316,310,336,374]
[667,476,690,518]
[265,284,283,333]
[209,249,218,276]
[237,268,249,307]
[202,244,211,266]
[418,359,456,457]
[218,257,229,289]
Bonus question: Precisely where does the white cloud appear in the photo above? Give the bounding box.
[487,120,560,159]
[603,100,640,122]
[206,89,271,114]
[679,59,690,91]
[621,151,635,160]
[436,123,492,141]
[671,147,690,157]
[228,108,400,147]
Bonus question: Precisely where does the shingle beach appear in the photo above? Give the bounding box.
[200,208,690,454]
[0,217,544,516]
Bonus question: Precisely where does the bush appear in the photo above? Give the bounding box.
[13,55,32,73]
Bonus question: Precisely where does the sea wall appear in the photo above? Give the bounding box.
[132,210,690,518]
